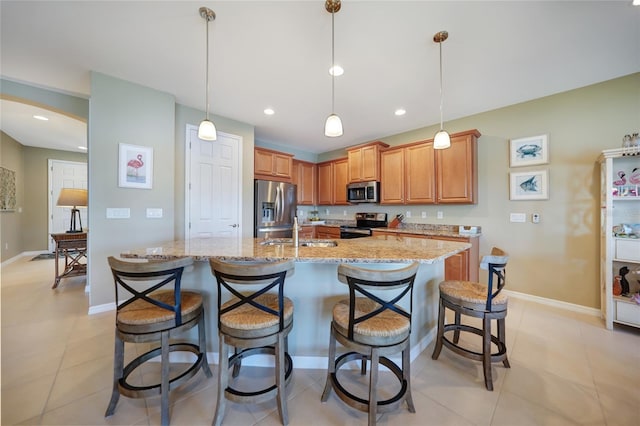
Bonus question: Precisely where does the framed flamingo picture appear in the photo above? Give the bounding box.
[118,143,153,189]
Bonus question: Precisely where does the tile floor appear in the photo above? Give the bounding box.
[2,255,639,425]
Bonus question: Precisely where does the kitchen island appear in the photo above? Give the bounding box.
[121,235,470,366]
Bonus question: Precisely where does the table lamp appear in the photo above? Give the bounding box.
[56,188,87,233]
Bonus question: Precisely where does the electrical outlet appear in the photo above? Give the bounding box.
[437,211,443,219]
[325,209,330,215]
[405,211,411,218]
[421,211,427,218]
[343,210,347,216]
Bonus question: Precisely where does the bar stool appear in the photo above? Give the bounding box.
[321,262,419,426]
[105,256,212,426]
[431,247,509,391]
[209,259,295,426]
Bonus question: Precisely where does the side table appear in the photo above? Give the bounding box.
[51,232,87,289]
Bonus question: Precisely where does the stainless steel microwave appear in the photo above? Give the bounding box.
[347,181,380,203]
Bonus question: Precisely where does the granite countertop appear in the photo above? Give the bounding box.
[121,235,471,264]
[375,223,482,239]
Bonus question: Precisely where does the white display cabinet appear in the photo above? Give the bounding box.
[599,148,640,329]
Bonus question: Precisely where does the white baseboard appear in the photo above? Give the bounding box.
[88,302,117,315]
[503,289,600,317]
[1,250,47,267]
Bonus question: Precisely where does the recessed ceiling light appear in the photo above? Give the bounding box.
[78,146,87,150]
[264,108,275,115]
[329,65,344,76]
[33,115,49,121]
[395,109,406,116]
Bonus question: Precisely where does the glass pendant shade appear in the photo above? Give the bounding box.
[198,119,217,141]
[324,114,343,137]
[433,129,451,149]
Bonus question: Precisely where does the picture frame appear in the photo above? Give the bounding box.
[510,169,549,200]
[509,134,549,167]
[118,143,153,189]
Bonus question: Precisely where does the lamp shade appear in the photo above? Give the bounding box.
[56,188,87,208]
[434,130,451,149]
[324,114,343,137]
[198,119,217,140]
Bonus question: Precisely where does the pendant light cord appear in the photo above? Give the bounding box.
[331,10,335,113]
[205,16,210,120]
[438,40,444,131]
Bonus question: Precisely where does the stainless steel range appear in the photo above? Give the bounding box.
[340,212,388,239]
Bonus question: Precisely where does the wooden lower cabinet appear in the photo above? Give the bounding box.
[372,230,479,281]
[298,225,315,239]
[315,225,341,239]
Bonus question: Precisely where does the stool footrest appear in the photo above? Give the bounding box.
[118,343,205,398]
[442,324,508,362]
[224,346,293,403]
[329,351,408,413]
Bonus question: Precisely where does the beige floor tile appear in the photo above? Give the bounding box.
[502,360,606,424]
[596,381,640,426]
[59,329,115,370]
[0,373,56,425]
[1,344,65,390]
[491,390,579,425]
[45,355,114,412]
[41,387,148,426]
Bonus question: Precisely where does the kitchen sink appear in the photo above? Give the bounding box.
[260,239,337,247]
[299,240,337,247]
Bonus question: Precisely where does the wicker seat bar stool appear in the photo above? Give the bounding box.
[321,262,420,426]
[209,259,295,426]
[431,247,510,391]
[105,256,212,426]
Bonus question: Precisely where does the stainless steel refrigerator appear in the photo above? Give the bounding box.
[254,180,297,238]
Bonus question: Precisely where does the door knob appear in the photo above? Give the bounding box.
[229,224,238,228]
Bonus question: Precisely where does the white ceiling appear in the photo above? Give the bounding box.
[1,1,638,154]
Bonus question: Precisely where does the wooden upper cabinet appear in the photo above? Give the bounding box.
[254,147,293,182]
[380,148,405,204]
[436,129,480,204]
[347,141,389,183]
[405,142,436,204]
[333,158,349,205]
[292,160,317,206]
[380,129,479,205]
[381,141,435,204]
[317,158,348,205]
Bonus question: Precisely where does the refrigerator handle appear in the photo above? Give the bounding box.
[275,185,281,221]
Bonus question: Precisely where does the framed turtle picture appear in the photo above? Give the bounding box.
[509,134,549,167]
[510,169,549,200]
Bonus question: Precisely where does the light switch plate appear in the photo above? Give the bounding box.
[510,213,526,223]
[106,208,130,219]
[147,208,163,218]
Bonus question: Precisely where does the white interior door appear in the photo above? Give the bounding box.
[186,126,242,239]
[48,160,88,252]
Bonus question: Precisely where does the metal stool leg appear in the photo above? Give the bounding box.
[199,313,213,378]
[431,297,445,360]
[368,348,379,426]
[403,344,415,413]
[105,330,124,417]
[498,317,510,368]
[213,335,228,426]
[482,316,493,391]
[275,332,289,425]
[160,331,170,426]
[321,325,337,402]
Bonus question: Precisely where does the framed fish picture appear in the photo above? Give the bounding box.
[509,134,549,167]
[510,170,549,200]
[118,143,153,189]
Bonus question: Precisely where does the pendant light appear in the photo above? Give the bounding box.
[433,30,450,149]
[198,7,217,141]
[324,0,343,137]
